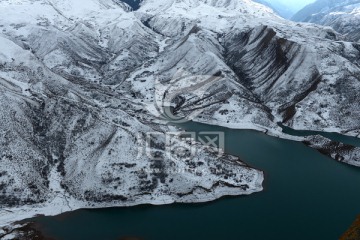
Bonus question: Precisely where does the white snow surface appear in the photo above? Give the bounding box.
[0,0,359,232]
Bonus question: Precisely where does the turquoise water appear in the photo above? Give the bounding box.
[278,123,360,147]
[30,122,360,240]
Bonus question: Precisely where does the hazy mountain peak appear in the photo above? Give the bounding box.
[292,0,360,41]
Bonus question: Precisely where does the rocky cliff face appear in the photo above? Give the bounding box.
[292,0,360,42]
[0,0,359,227]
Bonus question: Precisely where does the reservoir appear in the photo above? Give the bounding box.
[29,122,360,240]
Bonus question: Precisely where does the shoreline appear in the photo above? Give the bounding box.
[0,171,264,230]
[1,120,359,232]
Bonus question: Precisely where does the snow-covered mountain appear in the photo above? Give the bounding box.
[0,0,359,229]
[254,0,294,19]
[292,0,360,42]
[255,0,317,19]
[134,0,360,136]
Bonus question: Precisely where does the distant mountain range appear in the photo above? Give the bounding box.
[292,0,360,42]
[254,0,294,19]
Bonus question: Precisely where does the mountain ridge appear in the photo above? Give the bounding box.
[0,0,359,229]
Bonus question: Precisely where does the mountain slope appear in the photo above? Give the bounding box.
[0,0,359,228]
[133,0,360,135]
[0,0,267,227]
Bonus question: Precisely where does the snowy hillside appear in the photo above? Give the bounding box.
[0,0,267,228]
[0,0,359,230]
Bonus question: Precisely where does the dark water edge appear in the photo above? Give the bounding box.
[28,121,360,240]
[278,123,360,147]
